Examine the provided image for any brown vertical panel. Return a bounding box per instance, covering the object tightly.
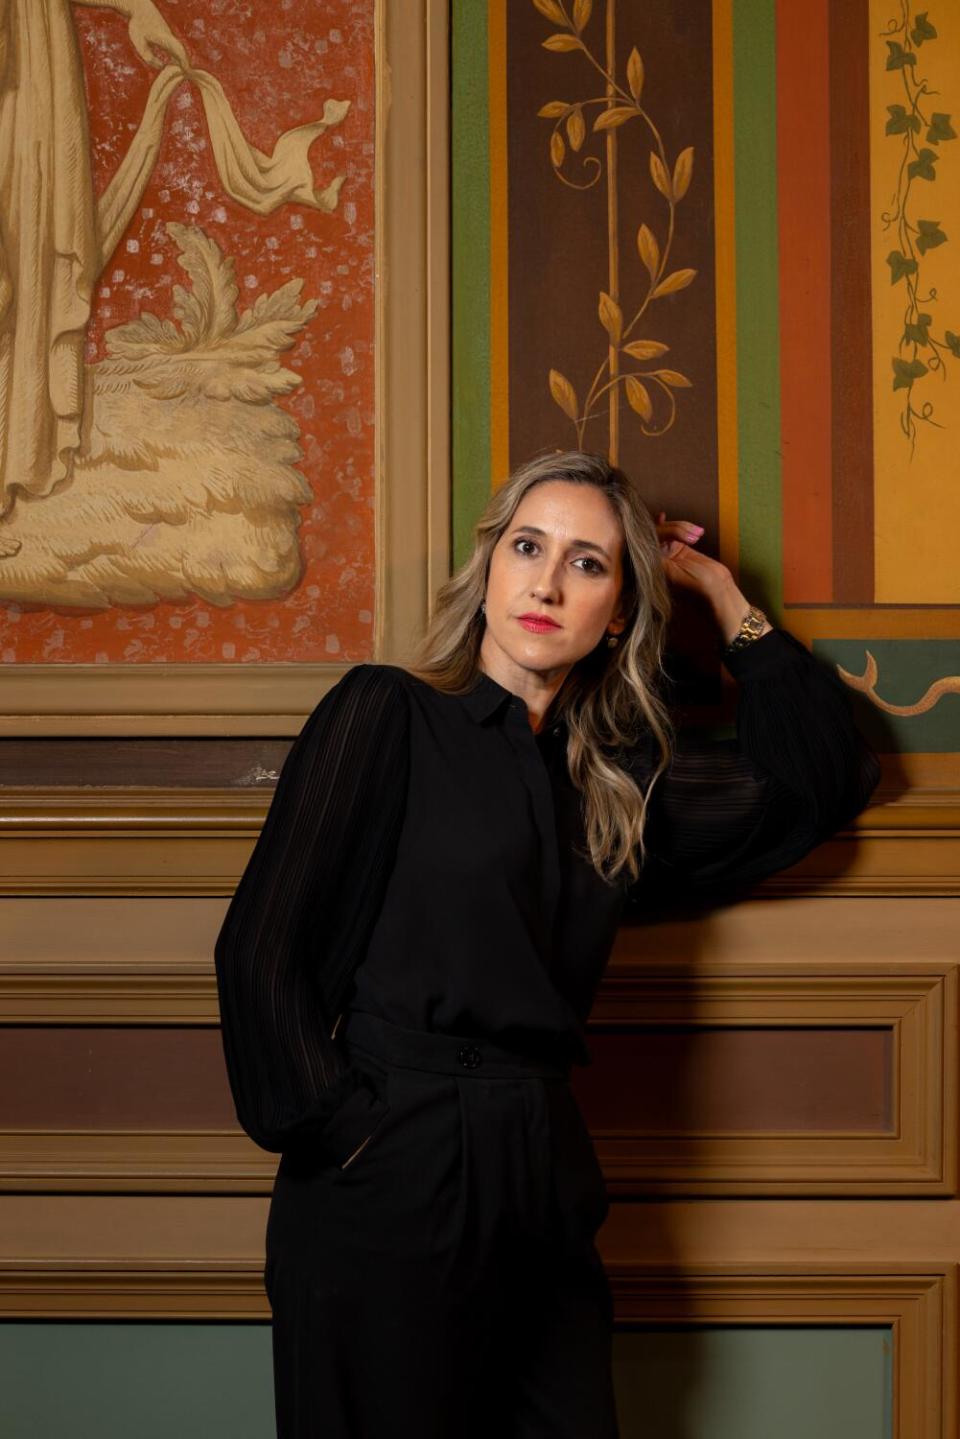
[830,0,875,603]
[505,1,718,532]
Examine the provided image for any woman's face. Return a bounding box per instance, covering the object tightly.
[481,479,627,682]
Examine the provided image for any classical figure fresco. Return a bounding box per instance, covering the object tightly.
[0,0,375,663]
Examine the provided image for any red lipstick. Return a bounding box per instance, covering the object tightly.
[517,614,561,633]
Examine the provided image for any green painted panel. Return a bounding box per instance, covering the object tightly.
[451,0,492,569]
[0,1323,274,1439]
[813,638,960,752]
[2,1321,893,1438]
[613,1327,892,1439]
[733,0,782,616]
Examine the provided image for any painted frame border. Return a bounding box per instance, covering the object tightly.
[0,0,450,737]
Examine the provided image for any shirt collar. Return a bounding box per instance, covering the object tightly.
[460,670,565,739]
[461,670,516,724]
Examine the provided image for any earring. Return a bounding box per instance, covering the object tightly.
[479,600,486,618]
[606,632,619,648]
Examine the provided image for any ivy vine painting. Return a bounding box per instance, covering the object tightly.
[881,2,958,449]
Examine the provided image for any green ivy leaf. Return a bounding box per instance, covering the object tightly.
[911,12,937,45]
[887,249,919,283]
[926,112,957,144]
[904,311,933,344]
[908,147,938,180]
[886,104,922,135]
[886,40,917,69]
[916,219,947,254]
[892,357,928,390]
[945,331,960,357]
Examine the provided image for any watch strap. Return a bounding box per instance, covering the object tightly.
[722,604,768,656]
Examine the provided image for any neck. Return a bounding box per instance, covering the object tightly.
[477,633,569,733]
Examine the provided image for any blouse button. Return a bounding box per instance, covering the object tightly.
[457,1044,482,1069]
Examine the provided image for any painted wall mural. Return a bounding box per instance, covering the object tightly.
[452,0,960,757]
[532,0,698,452]
[0,0,375,664]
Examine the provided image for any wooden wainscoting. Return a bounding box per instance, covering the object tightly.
[0,896,958,1203]
[580,958,956,1196]
[1,786,958,1436]
[0,1250,952,1439]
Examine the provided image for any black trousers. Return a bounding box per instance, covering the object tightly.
[265,1010,619,1438]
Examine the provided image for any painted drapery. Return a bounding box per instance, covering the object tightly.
[0,0,375,663]
[0,0,347,517]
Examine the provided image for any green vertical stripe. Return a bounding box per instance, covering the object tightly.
[451,2,492,569]
[733,0,782,615]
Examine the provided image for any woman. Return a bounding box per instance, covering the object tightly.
[214,450,881,1439]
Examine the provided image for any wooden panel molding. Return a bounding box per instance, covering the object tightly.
[1,781,957,895]
[0,1261,951,1439]
[0,1133,275,1196]
[612,1265,954,1439]
[0,790,258,896]
[0,1260,270,1319]
[582,963,957,1197]
[1,960,954,1196]
[2,895,956,1196]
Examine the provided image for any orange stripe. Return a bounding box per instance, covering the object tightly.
[712,0,738,574]
[488,0,510,491]
[777,0,833,601]
[782,608,960,641]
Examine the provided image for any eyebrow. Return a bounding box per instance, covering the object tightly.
[508,524,613,562]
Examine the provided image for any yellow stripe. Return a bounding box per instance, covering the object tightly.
[488,0,510,491]
[869,0,960,602]
[712,0,739,573]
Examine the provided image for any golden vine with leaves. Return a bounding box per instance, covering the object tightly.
[532,0,696,448]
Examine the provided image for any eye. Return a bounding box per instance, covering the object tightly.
[574,556,605,575]
[513,538,539,557]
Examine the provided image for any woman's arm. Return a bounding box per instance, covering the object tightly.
[626,516,881,904]
[625,626,881,906]
[213,664,409,1159]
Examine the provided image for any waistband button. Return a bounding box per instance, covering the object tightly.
[457,1043,482,1069]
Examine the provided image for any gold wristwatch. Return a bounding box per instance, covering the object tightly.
[722,604,768,655]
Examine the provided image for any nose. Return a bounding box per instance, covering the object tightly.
[531,553,562,603]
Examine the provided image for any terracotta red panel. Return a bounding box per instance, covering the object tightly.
[777,0,834,603]
[829,0,875,604]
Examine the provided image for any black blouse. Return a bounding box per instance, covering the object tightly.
[213,628,881,1165]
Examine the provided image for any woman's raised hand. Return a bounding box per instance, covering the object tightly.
[655,511,733,600]
[655,510,771,646]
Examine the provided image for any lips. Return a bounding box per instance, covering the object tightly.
[517,614,561,633]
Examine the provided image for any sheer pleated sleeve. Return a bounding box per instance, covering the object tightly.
[624,628,882,907]
[214,663,410,1159]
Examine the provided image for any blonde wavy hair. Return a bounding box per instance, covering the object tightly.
[406,449,675,885]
